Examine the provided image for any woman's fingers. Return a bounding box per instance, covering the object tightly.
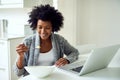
[55,58,69,67]
[16,46,28,52]
[16,44,24,48]
[16,43,28,56]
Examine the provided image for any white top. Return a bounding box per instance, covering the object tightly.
[37,48,55,66]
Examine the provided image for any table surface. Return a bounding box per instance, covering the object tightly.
[18,67,120,80]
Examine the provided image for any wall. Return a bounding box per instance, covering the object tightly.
[77,0,120,46]
[58,0,120,47]
[57,0,77,46]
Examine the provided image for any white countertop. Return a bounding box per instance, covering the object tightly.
[0,34,24,40]
[18,67,120,80]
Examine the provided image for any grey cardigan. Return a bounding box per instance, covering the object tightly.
[13,32,79,77]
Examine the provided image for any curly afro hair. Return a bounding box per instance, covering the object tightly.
[28,4,64,32]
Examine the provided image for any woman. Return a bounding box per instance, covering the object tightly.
[14,4,79,77]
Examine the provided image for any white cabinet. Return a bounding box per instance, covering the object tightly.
[0,37,24,80]
[24,0,53,8]
[0,0,23,8]
[0,0,53,8]
[0,0,22,4]
[0,40,9,80]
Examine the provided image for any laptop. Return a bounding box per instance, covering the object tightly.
[59,44,120,76]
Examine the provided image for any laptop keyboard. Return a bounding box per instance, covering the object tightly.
[71,66,83,72]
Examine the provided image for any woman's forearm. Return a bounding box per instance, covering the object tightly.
[16,56,24,69]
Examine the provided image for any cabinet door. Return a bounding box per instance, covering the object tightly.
[0,0,53,8]
[0,40,8,67]
[0,40,9,80]
[0,70,9,80]
[24,0,53,8]
[0,0,23,8]
[1,0,22,4]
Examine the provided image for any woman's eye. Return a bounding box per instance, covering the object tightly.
[38,26,42,29]
[46,27,50,29]
[37,26,51,30]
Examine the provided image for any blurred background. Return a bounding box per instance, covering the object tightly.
[0,0,120,46]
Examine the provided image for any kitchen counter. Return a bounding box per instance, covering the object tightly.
[0,34,25,40]
[18,67,120,80]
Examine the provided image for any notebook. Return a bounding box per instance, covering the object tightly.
[59,44,120,76]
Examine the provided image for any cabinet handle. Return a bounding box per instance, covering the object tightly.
[0,67,6,70]
[0,65,6,70]
[0,42,5,45]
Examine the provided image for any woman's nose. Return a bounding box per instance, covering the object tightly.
[41,28,46,33]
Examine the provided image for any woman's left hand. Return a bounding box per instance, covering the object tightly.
[55,58,69,67]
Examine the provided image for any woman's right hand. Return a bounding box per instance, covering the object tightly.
[16,43,28,57]
[16,43,28,69]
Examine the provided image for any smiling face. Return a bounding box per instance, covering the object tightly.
[37,20,52,40]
